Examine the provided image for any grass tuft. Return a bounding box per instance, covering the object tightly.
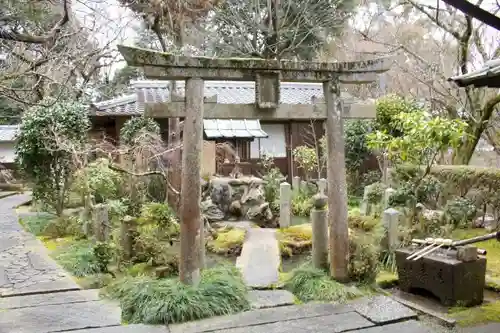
[19,214,54,236]
[102,265,250,324]
[449,301,500,327]
[52,240,104,277]
[284,263,364,303]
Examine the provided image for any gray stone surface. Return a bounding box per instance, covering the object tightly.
[236,228,280,288]
[68,324,170,333]
[350,295,417,324]
[248,290,295,309]
[352,320,432,333]
[0,289,101,309]
[0,193,81,297]
[0,299,121,333]
[169,303,352,333]
[460,323,500,333]
[210,312,374,333]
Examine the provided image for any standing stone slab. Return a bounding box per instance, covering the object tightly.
[248,290,295,309]
[360,186,371,216]
[350,296,417,324]
[382,208,400,250]
[292,176,301,193]
[279,182,291,228]
[236,228,280,288]
[383,188,396,208]
[0,299,121,333]
[169,303,353,333]
[206,312,374,333]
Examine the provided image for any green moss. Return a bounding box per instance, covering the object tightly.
[376,271,398,289]
[449,301,500,327]
[452,229,500,278]
[39,236,76,253]
[207,228,246,256]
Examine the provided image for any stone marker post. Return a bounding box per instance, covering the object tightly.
[318,178,327,195]
[292,176,301,194]
[92,203,109,242]
[120,215,137,261]
[360,185,372,216]
[382,208,400,250]
[383,187,396,209]
[280,182,292,228]
[311,193,329,270]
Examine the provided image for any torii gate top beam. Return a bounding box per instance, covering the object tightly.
[117,45,392,83]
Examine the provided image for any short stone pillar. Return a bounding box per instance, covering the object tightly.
[382,208,400,250]
[292,176,301,193]
[120,215,137,261]
[279,182,292,228]
[318,178,327,195]
[92,204,109,242]
[383,187,396,208]
[311,193,329,270]
[360,186,372,216]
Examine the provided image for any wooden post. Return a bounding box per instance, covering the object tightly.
[179,77,204,285]
[324,78,349,282]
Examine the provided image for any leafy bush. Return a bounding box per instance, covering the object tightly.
[364,182,386,204]
[103,265,250,324]
[120,116,160,145]
[138,202,179,233]
[292,145,318,179]
[52,240,113,277]
[262,167,284,206]
[291,190,313,217]
[374,94,422,137]
[284,264,363,302]
[19,214,55,236]
[20,214,84,239]
[73,158,123,204]
[349,229,381,282]
[16,98,90,215]
[444,198,477,227]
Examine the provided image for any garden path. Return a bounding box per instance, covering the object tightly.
[0,193,165,333]
[236,226,281,289]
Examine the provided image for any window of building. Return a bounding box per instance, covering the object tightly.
[250,123,286,158]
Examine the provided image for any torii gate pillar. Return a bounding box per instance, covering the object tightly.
[118,45,392,284]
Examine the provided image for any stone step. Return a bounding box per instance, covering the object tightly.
[0,289,121,333]
[236,228,280,289]
[248,290,295,309]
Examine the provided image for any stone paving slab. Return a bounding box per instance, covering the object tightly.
[169,303,352,333]
[351,320,432,332]
[237,228,280,288]
[248,290,295,309]
[67,324,170,333]
[350,295,417,324]
[0,299,121,333]
[0,193,81,297]
[209,311,374,333]
[460,323,500,333]
[0,289,101,310]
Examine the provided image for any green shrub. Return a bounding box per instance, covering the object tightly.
[120,116,160,145]
[73,158,123,204]
[444,197,477,227]
[52,240,113,277]
[19,214,55,236]
[291,190,313,217]
[103,265,250,324]
[284,264,363,303]
[365,182,386,204]
[348,229,381,283]
[138,202,179,233]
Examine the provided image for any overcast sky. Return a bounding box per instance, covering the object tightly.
[73,0,500,75]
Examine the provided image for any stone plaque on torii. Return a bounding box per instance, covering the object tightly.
[118,45,392,285]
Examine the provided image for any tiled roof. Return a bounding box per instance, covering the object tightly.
[203,119,268,139]
[91,81,356,116]
[449,58,500,88]
[0,125,19,142]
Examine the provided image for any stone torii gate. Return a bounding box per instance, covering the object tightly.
[118,45,392,284]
